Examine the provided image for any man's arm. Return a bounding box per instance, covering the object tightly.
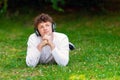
[51,35,69,66]
[26,35,41,67]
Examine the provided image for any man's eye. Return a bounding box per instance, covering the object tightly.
[46,24,49,26]
[40,26,44,29]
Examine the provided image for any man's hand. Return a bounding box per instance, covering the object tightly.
[37,34,55,51]
[37,40,48,51]
[42,35,52,43]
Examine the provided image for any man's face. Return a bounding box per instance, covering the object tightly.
[37,21,52,37]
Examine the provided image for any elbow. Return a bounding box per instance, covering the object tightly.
[26,57,37,67]
[26,61,36,68]
[63,59,69,66]
[61,62,68,66]
[58,58,69,66]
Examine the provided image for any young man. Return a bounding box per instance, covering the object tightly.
[26,13,74,67]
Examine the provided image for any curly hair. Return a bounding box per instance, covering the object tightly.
[34,13,54,28]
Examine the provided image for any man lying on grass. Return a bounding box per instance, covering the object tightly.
[26,13,75,67]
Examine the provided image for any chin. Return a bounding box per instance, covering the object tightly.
[48,32,53,35]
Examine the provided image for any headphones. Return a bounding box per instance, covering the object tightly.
[35,23,56,36]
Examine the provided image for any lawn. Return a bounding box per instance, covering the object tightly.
[0,12,120,80]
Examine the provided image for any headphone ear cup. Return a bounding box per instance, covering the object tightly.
[52,23,56,32]
[35,29,40,36]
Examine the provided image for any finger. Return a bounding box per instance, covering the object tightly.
[44,40,48,44]
[42,35,48,40]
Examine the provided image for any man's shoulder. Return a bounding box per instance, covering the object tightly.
[29,33,36,38]
[54,32,68,38]
[27,33,41,44]
[54,32,67,36]
[28,33,41,41]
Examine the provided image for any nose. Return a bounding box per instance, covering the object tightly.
[43,26,47,31]
[44,26,47,29]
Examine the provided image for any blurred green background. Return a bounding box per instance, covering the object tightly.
[0,0,120,80]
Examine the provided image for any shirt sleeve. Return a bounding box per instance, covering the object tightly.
[51,35,69,66]
[26,35,41,67]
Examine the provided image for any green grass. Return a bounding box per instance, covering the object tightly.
[0,12,120,80]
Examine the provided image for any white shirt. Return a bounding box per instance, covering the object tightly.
[26,32,69,67]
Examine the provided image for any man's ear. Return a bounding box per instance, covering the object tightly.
[52,23,56,32]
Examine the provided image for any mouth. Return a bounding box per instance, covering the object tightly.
[44,31,48,34]
[44,31,50,35]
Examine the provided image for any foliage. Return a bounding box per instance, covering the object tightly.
[0,12,120,80]
[0,0,65,16]
[50,0,64,12]
[0,0,8,16]
[44,0,65,12]
[1,0,120,16]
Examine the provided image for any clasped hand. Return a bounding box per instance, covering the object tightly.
[37,35,54,51]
